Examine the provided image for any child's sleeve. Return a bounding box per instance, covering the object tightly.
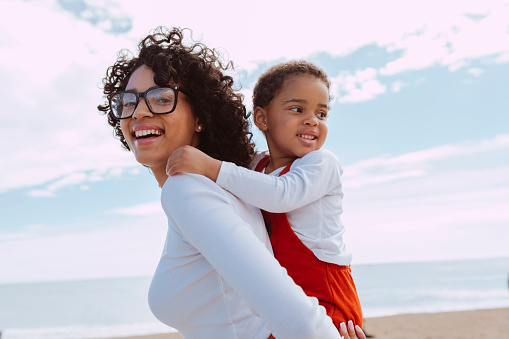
[216,150,342,213]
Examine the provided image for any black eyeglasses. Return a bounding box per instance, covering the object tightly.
[109,85,185,119]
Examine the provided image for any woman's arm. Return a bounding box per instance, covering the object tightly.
[162,174,342,339]
[167,146,342,213]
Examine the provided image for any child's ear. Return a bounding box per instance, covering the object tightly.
[253,106,268,132]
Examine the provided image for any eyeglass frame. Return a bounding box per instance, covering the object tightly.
[109,85,186,120]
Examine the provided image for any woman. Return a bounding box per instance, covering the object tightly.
[98,27,366,339]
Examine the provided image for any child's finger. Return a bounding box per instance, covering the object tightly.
[166,157,177,175]
[167,162,183,176]
[166,155,182,175]
[166,148,186,174]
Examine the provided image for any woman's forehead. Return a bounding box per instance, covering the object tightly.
[126,65,156,91]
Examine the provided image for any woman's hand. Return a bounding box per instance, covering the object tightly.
[166,145,222,182]
[339,320,367,339]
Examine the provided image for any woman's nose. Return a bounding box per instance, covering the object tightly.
[132,98,153,119]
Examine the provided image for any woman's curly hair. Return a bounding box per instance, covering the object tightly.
[98,27,255,168]
[252,60,332,109]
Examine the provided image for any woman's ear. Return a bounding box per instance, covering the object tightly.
[195,118,204,132]
[253,106,268,132]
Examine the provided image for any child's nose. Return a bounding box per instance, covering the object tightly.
[303,114,319,126]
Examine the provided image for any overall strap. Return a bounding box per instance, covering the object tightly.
[254,155,271,172]
[254,155,294,175]
[279,162,293,176]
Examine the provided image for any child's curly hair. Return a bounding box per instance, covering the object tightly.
[252,60,331,109]
[98,27,255,168]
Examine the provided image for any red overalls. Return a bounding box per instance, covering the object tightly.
[256,155,363,335]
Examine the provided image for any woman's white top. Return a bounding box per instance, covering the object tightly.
[217,149,352,266]
[148,173,340,339]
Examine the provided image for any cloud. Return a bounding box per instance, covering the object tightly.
[495,52,509,63]
[113,0,509,75]
[467,68,484,77]
[379,1,509,75]
[28,190,58,198]
[332,68,387,103]
[343,134,509,188]
[107,201,162,216]
[391,81,408,92]
[26,168,134,197]
[2,0,508,195]
[57,0,132,33]
[341,135,509,264]
[0,1,139,193]
[0,216,168,283]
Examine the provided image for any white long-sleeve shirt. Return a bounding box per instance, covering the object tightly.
[216,149,352,266]
[148,173,340,339]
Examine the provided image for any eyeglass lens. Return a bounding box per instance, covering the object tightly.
[111,87,177,118]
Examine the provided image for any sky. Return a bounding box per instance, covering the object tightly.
[0,0,508,284]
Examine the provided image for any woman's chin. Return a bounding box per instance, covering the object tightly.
[132,153,162,169]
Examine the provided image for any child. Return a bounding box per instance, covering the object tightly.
[166,60,363,333]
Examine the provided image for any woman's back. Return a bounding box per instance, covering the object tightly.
[149,173,272,338]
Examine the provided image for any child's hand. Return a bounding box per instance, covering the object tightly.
[339,320,367,339]
[166,145,222,182]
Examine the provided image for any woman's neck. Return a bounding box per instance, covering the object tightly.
[151,166,169,189]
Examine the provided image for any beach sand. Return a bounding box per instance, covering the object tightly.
[362,307,509,339]
[107,307,509,339]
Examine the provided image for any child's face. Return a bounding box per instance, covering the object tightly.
[262,75,329,160]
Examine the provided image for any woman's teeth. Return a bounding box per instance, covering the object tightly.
[135,129,162,138]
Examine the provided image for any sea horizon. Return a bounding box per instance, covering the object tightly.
[1,256,508,339]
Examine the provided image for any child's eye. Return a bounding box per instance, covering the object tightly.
[289,107,303,113]
[317,111,328,118]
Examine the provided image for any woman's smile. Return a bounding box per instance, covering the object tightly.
[132,123,165,146]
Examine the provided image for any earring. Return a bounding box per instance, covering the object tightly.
[198,126,202,130]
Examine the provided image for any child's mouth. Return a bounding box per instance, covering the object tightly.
[297,134,317,140]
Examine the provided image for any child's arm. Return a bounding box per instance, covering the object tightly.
[167,147,342,213]
[166,145,222,182]
[219,150,342,213]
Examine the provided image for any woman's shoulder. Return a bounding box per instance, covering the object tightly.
[162,172,229,195]
[161,174,232,211]
[160,173,268,245]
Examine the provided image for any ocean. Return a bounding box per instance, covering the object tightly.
[1,257,508,339]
